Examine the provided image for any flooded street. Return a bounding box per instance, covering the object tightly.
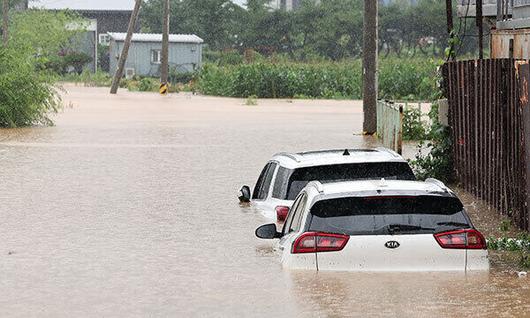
[0,85,528,317]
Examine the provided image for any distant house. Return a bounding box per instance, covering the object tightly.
[28,0,139,72]
[108,33,204,78]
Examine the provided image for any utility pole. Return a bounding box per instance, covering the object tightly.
[362,0,378,135]
[2,0,8,46]
[160,0,170,94]
[476,0,484,59]
[110,0,141,94]
[445,0,455,60]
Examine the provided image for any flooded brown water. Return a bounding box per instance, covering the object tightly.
[0,85,528,317]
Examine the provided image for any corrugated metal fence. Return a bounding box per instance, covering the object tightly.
[442,59,530,230]
[377,101,403,155]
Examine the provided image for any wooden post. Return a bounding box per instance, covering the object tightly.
[363,0,378,134]
[446,0,455,60]
[2,0,8,46]
[110,0,141,94]
[477,0,484,59]
[160,0,170,88]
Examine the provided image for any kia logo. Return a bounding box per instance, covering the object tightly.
[385,241,400,249]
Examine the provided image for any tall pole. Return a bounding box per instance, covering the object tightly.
[110,0,141,94]
[362,0,378,134]
[160,0,170,91]
[446,0,455,60]
[476,0,484,59]
[2,0,8,46]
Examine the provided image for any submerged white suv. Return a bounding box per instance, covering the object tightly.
[239,148,415,220]
[255,179,489,272]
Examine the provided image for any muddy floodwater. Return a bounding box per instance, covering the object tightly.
[0,85,528,317]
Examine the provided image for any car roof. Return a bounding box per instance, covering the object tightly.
[305,179,454,200]
[270,148,406,169]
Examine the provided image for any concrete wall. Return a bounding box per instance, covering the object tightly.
[109,40,203,77]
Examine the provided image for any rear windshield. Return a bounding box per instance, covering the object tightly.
[309,196,470,235]
[272,162,415,200]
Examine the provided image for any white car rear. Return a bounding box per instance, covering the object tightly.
[255,179,489,272]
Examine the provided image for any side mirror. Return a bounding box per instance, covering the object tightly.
[238,185,251,203]
[255,223,281,239]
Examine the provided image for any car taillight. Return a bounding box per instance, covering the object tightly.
[434,229,486,249]
[276,206,289,221]
[292,232,349,254]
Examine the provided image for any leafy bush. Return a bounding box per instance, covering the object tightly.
[169,68,195,84]
[138,78,155,92]
[197,58,438,100]
[0,48,61,127]
[48,51,93,74]
[0,9,88,127]
[409,101,455,183]
[203,50,244,66]
[402,106,427,141]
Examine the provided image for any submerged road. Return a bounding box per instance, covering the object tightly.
[0,85,528,317]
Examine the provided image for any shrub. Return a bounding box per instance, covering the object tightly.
[196,58,438,100]
[0,48,61,127]
[48,51,93,74]
[409,101,455,183]
[402,106,427,141]
[138,78,155,92]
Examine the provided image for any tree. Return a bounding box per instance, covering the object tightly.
[0,9,87,127]
[142,0,245,50]
[2,0,7,45]
[9,9,88,65]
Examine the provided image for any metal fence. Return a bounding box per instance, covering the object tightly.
[442,59,530,230]
[376,101,403,155]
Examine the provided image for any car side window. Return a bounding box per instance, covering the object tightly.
[282,194,303,236]
[252,164,269,199]
[252,162,277,200]
[290,194,308,233]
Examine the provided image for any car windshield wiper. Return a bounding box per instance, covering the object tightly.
[436,222,469,227]
[383,224,435,235]
[435,222,470,232]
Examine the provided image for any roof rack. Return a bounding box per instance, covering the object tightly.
[307,180,324,193]
[273,152,302,162]
[297,149,376,156]
[375,147,401,158]
[425,178,449,192]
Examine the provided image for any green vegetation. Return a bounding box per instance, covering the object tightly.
[9,10,90,74]
[245,95,258,106]
[0,9,85,127]
[197,58,438,100]
[142,0,480,60]
[0,48,61,127]
[402,106,427,141]
[61,70,113,87]
[488,233,530,269]
[409,100,455,184]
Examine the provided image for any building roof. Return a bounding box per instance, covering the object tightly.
[108,33,204,44]
[28,0,135,11]
[271,148,406,169]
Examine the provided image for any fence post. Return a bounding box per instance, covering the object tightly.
[519,63,530,230]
